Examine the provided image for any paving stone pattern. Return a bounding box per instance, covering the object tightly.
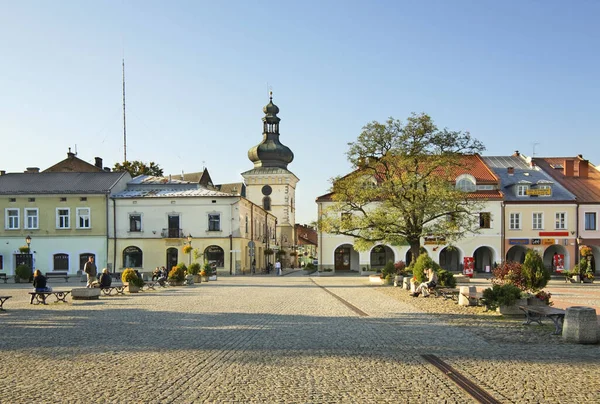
[1,276,599,403]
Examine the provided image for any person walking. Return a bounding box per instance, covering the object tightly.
[275,260,282,276]
[83,256,97,288]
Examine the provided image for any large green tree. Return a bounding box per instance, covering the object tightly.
[319,113,485,261]
[113,161,164,177]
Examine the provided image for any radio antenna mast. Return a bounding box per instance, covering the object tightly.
[122,58,127,163]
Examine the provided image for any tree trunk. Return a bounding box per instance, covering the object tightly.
[408,239,421,266]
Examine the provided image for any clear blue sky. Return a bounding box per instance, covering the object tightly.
[1,1,599,224]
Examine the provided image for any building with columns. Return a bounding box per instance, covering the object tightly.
[242,93,299,267]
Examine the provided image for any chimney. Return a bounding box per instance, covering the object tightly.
[67,147,75,159]
[0,170,5,176]
[103,167,111,172]
[564,160,574,177]
[530,160,536,168]
[579,160,589,178]
[513,150,520,157]
[25,167,40,174]
[94,157,103,168]
[507,167,514,175]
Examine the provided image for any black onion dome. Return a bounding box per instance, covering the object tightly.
[248,94,294,169]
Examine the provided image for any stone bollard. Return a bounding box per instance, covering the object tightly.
[71,288,100,300]
[458,286,476,306]
[402,277,411,291]
[562,306,598,344]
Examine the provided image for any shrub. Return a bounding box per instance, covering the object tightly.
[182,244,193,254]
[16,264,32,281]
[437,269,456,288]
[121,268,144,287]
[412,253,441,283]
[521,249,550,292]
[482,284,522,310]
[491,261,526,290]
[394,261,407,275]
[188,262,201,275]
[168,266,185,282]
[176,262,188,273]
[304,263,316,273]
[381,261,396,278]
[202,262,213,276]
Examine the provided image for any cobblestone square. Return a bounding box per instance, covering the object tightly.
[1,275,599,403]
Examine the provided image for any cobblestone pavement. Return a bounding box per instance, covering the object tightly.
[1,275,599,403]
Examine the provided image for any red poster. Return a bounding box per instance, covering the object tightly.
[463,257,474,278]
[553,254,565,272]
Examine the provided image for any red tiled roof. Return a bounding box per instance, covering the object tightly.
[533,157,600,202]
[466,190,504,199]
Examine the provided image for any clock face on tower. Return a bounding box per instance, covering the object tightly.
[261,185,272,196]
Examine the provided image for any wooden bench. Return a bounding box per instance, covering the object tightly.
[519,305,566,335]
[143,281,159,291]
[29,290,71,305]
[0,273,10,284]
[435,288,459,301]
[0,296,12,311]
[460,291,486,307]
[101,286,125,296]
[45,272,69,282]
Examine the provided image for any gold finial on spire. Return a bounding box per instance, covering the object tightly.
[269,90,273,101]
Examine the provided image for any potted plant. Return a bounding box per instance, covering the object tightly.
[393,261,407,286]
[188,262,201,283]
[168,265,186,286]
[583,272,595,283]
[121,268,143,293]
[264,248,274,256]
[18,246,31,254]
[531,290,553,306]
[182,244,193,255]
[482,283,523,314]
[201,263,212,282]
[15,264,32,283]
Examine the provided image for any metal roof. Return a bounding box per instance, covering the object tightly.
[112,188,234,198]
[0,172,128,194]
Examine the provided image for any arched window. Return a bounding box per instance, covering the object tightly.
[456,175,476,192]
[205,245,224,268]
[263,196,271,211]
[53,253,69,271]
[123,246,143,268]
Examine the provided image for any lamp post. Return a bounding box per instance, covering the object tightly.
[187,234,193,266]
[25,235,32,270]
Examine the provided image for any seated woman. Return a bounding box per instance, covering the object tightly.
[411,268,438,297]
[95,268,112,288]
[152,267,161,281]
[156,266,167,286]
[32,269,52,292]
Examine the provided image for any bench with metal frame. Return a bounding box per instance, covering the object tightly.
[29,290,71,305]
[45,272,69,282]
[0,296,12,310]
[519,305,566,335]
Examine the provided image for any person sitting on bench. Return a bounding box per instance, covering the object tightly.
[93,268,112,289]
[411,268,438,297]
[33,269,52,293]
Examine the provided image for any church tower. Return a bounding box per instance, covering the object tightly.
[242,93,299,253]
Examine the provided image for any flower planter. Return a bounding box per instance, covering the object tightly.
[168,280,184,286]
[497,298,528,316]
[571,275,581,283]
[393,275,403,287]
[368,274,384,284]
[201,276,209,282]
[527,297,547,306]
[193,275,202,283]
[582,278,594,283]
[209,275,217,281]
[185,275,194,285]
[125,283,140,293]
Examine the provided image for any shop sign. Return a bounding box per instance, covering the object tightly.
[531,239,541,245]
[542,238,555,245]
[509,239,529,245]
[526,188,551,196]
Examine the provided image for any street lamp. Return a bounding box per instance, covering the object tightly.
[25,235,32,270]
[187,234,193,266]
[25,235,31,250]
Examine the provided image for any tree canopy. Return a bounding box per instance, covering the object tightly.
[318,113,485,261]
[113,161,164,177]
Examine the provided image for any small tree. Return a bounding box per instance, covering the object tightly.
[411,253,441,283]
[521,249,550,292]
[381,261,396,279]
[491,261,526,290]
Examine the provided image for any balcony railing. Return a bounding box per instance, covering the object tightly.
[161,228,184,238]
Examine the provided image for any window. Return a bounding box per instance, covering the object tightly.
[585,212,597,231]
[53,253,69,271]
[456,177,476,192]
[204,245,224,268]
[5,209,19,229]
[129,214,141,232]
[517,185,529,196]
[245,215,249,234]
[555,212,566,229]
[509,213,521,230]
[28,198,35,202]
[0,255,3,270]
[77,208,91,229]
[80,197,87,201]
[56,208,70,229]
[123,246,143,268]
[60,197,67,202]
[532,213,543,230]
[208,213,221,231]
[25,208,39,229]
[8,198,15,202]
[479,212,491,229]
[263,196,271,211]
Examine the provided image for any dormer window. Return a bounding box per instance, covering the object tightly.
[517,185,529,197]
[456,174,476,192]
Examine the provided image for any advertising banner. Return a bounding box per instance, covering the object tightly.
[463,257,474,278]
[553,253,565,272]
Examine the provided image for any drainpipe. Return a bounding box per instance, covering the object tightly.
[500,202,505,264]
[105,193,109,270]
[317,202,322,271]
[112,198,117,274]
[229,233,233,275]
[575,204,580,268]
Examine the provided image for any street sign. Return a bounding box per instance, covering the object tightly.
[248,241,255,248]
